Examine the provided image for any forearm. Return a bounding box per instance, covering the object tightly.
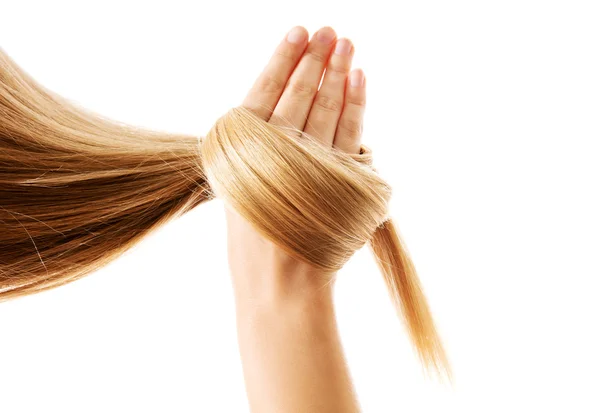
[233,269,360,413]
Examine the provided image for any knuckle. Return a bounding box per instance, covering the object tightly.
[289,80,316,98]
[258,74,286,95]
[339,117,363,136]
[346,95,366,107]
[326,63,350,77]
[305,49,328,64]
[314,94,342,113]
[274,47,296,63]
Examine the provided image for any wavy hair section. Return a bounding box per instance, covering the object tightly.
[0,49,450,379]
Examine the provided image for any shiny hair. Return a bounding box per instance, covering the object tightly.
[0,48,451,379]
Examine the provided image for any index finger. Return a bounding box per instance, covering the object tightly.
[242,26,308,121]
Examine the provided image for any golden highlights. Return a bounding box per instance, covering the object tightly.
[0,48,450,380]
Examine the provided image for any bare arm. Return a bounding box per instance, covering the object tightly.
[230,235,360,412]
[226,25,366,412]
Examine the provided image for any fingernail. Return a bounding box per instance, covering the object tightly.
[316,27,336,44]
[350,69,365,87]
[287,27,306,44]
[334,39,352,55]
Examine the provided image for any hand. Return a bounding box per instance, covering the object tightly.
[227,26,367,304]
[226,26,365,413]
[243,25,365,153]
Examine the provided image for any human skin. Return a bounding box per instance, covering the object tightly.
[226,26,366,412]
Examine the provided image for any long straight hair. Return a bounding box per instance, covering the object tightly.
[0,48,451,379]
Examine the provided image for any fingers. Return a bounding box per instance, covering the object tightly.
[242,26,308,121]
[242,26,365,155]
[270,27,337,130]
[304,38,354,146]
[333,69,366,154]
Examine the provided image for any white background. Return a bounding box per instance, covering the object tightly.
[1,1,599,412]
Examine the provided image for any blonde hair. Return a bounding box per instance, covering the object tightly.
[0,49,451,379]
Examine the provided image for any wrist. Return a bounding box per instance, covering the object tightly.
[229,241,337,309]
[231,262,336,319]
